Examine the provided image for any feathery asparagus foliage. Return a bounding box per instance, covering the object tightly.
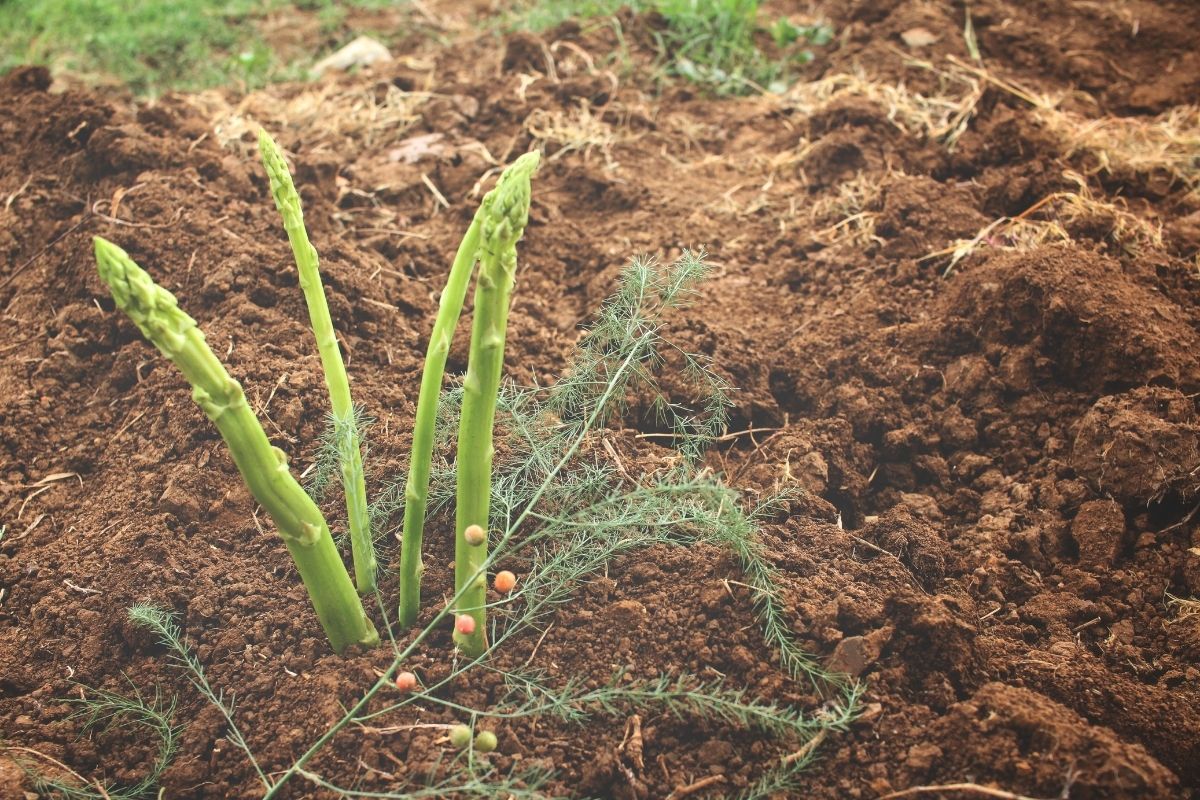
[705,488,837,688]
[127,603,270,789]
[109,252,854,799]
[304,405,373,505]
[259,129,377,595]
[326,668,857,799]
[453,151,540,657]
[405,252,729,537]
[503,670,858,738]
[24,682,180,799]
[551,251,729,463]
[344,252,857,793]
[93,237,378,654]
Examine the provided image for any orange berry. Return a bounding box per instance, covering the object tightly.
[493,570,517,593]
[395,671,418,692]
[455,614,477,635]
[463,524,486,546]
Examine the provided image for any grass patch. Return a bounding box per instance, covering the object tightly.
[0,0,398,95]
[1,0,282,94]
[507,0,833,95]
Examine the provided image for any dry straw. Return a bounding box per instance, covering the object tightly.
[524,99,632,164]
[924,171,1163,276]
[188,80,432,158]
[783,62,984,147]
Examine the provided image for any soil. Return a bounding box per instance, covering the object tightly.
[3,1,1200,798]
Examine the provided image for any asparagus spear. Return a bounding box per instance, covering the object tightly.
[94,237,378,654]
[397,215,482,627]
[397,153,540,631]
[257,130,377,594]
[453,152,539,657]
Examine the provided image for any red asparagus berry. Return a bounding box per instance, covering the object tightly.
[395,671,418,692]
[455,614,476,635]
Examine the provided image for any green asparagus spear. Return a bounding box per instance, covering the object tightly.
[453,152,539,657]
[94,237,379,654]
[397,153,541,630]
[397,214,483,628]
[257,130,377,594]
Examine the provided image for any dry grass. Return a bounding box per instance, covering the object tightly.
[1043,105,1200,191]
[808,171,888,248]
[186,79,433,160]
[183,78,440,237]
[818,51,1200,193]
[925,171,1163,275]
[1166,593,1200,624]
[524,99,631,164]
[943,55,1200,192]
[782,62,983,147]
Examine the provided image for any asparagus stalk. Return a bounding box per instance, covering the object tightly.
[397,215,482,627]
[397,153,541,629]
[257,130,377,595]
[94,237,379,654]
[453,152,539,657]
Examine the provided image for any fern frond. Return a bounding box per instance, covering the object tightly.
[23,680,180,800]
[305,404,373,503]
[127,603,270,789]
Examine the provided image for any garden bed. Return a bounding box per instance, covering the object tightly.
[2,0,1199,797]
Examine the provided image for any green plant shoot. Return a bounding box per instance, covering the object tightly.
[453,151,540,657]
[93,237,379,654]
[396,215,482,628]
[258,130,377,595]
[397,153,540,629]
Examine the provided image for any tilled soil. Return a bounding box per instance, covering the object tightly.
[2,0,1200,797]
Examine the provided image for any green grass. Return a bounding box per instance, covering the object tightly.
[508,0,833,94]
[0,0,398,96]
[1,0,830,97]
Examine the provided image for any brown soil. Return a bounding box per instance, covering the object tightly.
[3,0,1200,798]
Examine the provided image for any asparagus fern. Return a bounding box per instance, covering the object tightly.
[22,682,179,800]
[93,237,378,654]
[258,130,378,595]
[105,252,857,799]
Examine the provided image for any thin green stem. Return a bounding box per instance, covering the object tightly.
[258,130,377,594]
